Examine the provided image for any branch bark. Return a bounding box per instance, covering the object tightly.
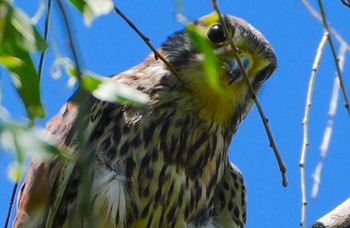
[311,198,350,228]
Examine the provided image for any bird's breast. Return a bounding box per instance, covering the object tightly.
[90,102,230,227]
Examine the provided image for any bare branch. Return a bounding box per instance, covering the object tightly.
[113,4,187,88]
[5,183,18,228]
[301,0,350,51]
[56,1,94,227]
[311,44,347,199]
[312,198,350,227]
[38,0,52,79]
[211,0,287,187]
[300,1,350,226]
[301,0,350,114]
[300,31,329,228]
[317,0,350,115]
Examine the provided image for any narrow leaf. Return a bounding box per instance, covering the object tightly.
[69,0,85,12]
[90,77,149,105]
[0,116,64,181]
[0,55,23,68]
[7,161,22,182]
[0,117,62,158]
[0,44,45,120]
[61,59,149,105]
[69,0,113,25]
[187,23,222,94]
[0,1,46,120]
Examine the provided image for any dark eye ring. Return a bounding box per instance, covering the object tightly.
[207,24,226,44]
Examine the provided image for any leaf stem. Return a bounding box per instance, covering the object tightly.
[37,0,52,79]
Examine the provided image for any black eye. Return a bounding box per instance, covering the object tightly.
[207,25,226,44]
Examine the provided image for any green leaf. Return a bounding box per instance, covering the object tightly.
[0,117,62,158]
[187,23,223,94]
[69,0,113,25]
[7,161,22,183]
[57,58,149,105]
[81,74,101,91]
[0,1,48,52]
[81,73,149,105]
[89,77,149,105]
[0,116,63,182]
[61,59,150,105]
[0,55,23,68]
[0,44,45,120]
[69,0,85,12]
[0,1,46,121]
[11,8,48,51]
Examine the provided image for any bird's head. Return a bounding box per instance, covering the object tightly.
[159,13,277,126]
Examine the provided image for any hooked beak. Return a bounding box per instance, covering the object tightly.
[224,56,250,85]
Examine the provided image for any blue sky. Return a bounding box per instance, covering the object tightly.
[1,0,350,227]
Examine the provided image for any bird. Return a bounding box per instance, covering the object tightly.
[13,12,277,228]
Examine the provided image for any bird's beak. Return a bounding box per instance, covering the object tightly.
[224,56,250,85]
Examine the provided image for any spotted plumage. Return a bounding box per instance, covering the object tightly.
[14,13,276,227]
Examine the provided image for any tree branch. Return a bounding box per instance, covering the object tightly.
[56,1,94,227]
[5,183,18,228]
[312,198,350,227]
[212,0,288,187]
[300,1,350,226]
[299,31,329,228]
[311,44,347,199]
[38,0,52,79]
[113,4,187,88]
[317,0,350,115]
[301,0,350,51]
[301,0,350,114]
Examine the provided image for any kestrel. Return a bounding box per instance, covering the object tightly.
[13,13,277,227]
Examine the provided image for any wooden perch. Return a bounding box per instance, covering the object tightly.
[311,197,350,228]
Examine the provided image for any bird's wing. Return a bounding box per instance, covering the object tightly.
[13,100,80,227]
[213,161,247,228]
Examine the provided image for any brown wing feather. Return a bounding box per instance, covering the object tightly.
[13,101,79,227]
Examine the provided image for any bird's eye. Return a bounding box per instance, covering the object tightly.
[207,25,226,44]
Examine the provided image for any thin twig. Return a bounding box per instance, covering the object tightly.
[6,1,52,224]
[38,0,53,79]
[317,0,350,115]
[301,0,350,114]
[311,44,347,199]
[301,0,350,51]
[5,0,53,213]
[4,183,18,228]
[56,1,94,227]
[299,31,329,228]
[212,0,287,187]
[300,0,350,226]
[113,4,187,88]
